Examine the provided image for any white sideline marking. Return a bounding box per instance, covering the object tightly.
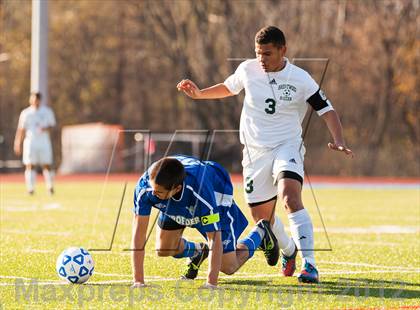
[1,229,70,236]
[311,225,419,234]
[1,269,420,287]
[2,202,62,212]
[0,275,35,280]
[318,261,419,270]
[341,240,399,246]
[24,248,55,253]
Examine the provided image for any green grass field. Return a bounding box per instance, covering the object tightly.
[1,179,419,309]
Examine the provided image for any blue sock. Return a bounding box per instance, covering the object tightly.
[238,227,263,258]
[173,239,197,258]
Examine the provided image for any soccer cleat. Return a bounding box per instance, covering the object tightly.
[257,220,279,266]
[48,188,54,195]
[281,244,298,277]
[297,262,319,283]
[28,190,34,196]
[181,243,209,280]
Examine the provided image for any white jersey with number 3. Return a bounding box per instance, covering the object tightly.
[224,58,334,148]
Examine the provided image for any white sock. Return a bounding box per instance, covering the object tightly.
[272,216,296,256]
[42,169,54,190]
[288,208,316,268]
[25,169,36,192]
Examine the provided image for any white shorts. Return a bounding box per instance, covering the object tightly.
[241,140,305,204]
[23,138,53,166]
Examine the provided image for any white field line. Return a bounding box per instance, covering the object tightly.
[2,202,62,212]
[1,269,420,287]
[0,229,70,236]
[311,226,419,234]
[24,248,55,253]
[317,261,420,270]
[341,240,399,246]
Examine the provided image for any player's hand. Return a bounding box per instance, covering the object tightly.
[176,79,202,99]
[131,282,147,288]
[198,282,218,290]
[328,142,354,158]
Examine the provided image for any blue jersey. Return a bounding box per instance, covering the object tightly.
[133,155,248,238]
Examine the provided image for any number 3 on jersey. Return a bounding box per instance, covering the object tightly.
[245,178,254,194]
[264,98,276,114]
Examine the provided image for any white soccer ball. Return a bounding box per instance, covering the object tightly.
[56,247,94,284]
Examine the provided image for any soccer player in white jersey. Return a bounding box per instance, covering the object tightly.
[177,26,353,283]
[14,92,56,195]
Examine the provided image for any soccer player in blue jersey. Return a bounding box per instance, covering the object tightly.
[131,155,277,289]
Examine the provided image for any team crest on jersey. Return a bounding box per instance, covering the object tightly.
[278,84,297,101]
[222,239,231,248]
[186,205,196,216]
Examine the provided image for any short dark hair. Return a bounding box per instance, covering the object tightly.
[30,92,42,100]
[150,157,185,190]
[255,26,286,47]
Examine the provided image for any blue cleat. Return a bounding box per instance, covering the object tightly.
[297,262,319,283]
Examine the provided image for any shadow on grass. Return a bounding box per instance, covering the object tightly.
[82,277,420,299]
[219,277,420,299]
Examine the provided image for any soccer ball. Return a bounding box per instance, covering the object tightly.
[56,247,94,284]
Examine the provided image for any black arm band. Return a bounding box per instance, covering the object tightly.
[307,88,329,111]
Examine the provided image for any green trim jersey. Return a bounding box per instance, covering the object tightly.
[224,58,334,148]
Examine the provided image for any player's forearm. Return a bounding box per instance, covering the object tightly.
[14,128,23,145]
[321,110,346,144]
[197,84,233,99]
[132,248,145,283]
[42,126,53,133]
[206,232,222,286]
[131,215,149,283]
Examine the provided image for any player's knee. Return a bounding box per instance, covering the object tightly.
[221,265,237,275]
[156,248,174,257]
[156,244,178,257]
[282,194,301,211]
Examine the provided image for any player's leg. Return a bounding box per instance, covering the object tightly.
[242,146,293,266]
[42,165,54,194]
[249,198,296,256]
[278,178,318,283]
[220,204,261,274]
[24,164,36,195]
[220,245,248,275]
[250,198,297,273]
[273,142,318,283]
[155,212,196,257]
[221,217,282,274]
[40,140,54,194]
[22,140,36,194]
[221,221,265,274]
[155,213,207,279]
[155,226,185,257]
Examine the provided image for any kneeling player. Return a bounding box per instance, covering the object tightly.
[131,155,277,288]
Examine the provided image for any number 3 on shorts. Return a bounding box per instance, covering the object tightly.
[265,98,276,114]
[245,178,254,193]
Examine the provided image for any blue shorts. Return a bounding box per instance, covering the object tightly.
[158,202,248,254]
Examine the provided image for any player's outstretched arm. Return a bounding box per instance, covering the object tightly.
[205,231,223,287]
[321,110,354,157]
[131,215,150,286]
[177,79,234,100]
